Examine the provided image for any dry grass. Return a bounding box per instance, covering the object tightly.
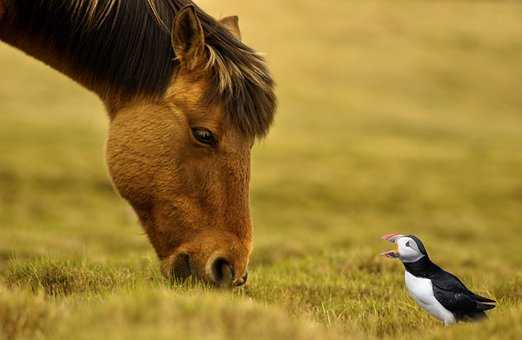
[1,0,521,339]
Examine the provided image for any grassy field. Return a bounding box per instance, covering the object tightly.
[1,0,522,339]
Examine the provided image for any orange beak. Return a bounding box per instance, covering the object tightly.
[381,233,404,259]
[382,233,403,243]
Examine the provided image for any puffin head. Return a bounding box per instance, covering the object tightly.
[381,233,428,263]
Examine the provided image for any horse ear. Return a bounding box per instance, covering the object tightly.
[219,16,242,41]
[172,5,205,69]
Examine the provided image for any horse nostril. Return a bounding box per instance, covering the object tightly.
[171,252,192,282]
[210,257,234,286]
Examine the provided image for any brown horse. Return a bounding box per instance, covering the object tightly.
[0,0,276,287]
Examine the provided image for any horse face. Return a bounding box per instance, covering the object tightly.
[106,8,252,287]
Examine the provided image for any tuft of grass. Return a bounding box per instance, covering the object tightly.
[0,284,341,340]
[50,289,341,340]
[4,258,154,296]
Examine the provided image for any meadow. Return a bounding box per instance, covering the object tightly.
[1,0,522,339]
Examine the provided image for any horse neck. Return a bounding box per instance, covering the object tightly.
[2,38,66,81]
[1,24,101,96]
[0,2,5,20]
[0,3,139,113]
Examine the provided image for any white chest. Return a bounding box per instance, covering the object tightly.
[404,271,456,325]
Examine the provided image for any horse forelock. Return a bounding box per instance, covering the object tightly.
[202,35,276,138]
[148,0,277,138]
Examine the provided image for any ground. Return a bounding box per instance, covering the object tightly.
[1,0,522,339]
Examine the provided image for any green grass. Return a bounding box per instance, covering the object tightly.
[1,0,522,339]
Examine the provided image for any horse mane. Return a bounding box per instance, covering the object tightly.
[5,0,276,137]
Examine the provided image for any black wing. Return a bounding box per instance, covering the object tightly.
[431,270,496,319]
[472,293,496,305]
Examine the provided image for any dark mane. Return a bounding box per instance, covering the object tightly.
[4,0,276,137]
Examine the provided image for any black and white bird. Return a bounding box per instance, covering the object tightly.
[381,233,496,325]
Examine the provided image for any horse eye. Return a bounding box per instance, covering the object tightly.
[191,128,218,146]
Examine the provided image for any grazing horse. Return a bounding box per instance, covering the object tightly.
[0,0,276,286]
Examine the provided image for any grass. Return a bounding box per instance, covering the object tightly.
[1,0,522,339]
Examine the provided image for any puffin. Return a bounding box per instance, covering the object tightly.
[381,233,496,325]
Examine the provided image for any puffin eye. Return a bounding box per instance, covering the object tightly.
[406,241,412,248]
[191,128,218,146]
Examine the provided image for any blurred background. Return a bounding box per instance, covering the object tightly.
[1,1,521,339]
